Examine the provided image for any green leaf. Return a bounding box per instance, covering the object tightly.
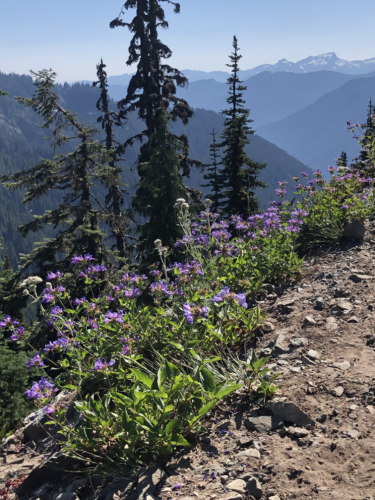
[165,361,179,380]
[199,367,216,392]
[132,369,153,389]
[215,383,242,399]
[169,342,184,351]
[171,433,190,446]
[62,384,78,390]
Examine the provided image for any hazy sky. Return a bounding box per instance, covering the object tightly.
[2,0,375,82]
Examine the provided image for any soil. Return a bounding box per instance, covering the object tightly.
[2,220,375,500]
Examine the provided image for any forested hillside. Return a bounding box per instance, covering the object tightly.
[0,72,309,265]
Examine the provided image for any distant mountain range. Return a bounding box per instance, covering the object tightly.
[257,76,375,174]
[80,52,375,87]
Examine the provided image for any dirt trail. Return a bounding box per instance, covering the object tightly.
[2,221,375,500]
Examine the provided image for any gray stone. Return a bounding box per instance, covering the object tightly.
[32,483,52,497]
[221,475,229,484]
[234,449,260,459]
[244,415,284,433]
[306,349,320,360]
[266,401,314,427]
[53,494,79,500]
[332,360,350,371]
[349,273,373,283]
[224,493,243,500]
[331,386,344,397]
[316,413,328,424]
[246,477,263,499]
[326,317,339,331]
[227,479,247,493]
[314,297,325,310]
[288,427,310,438]
[345,429,361,439]
[238,436,253,446]
[336,301,353,311]
[66,478,87,492]
[217,420,232,430]
[262,321,275,332]
[269,496,281,500]
[343,220,366,240]
[347,316,359,323]
[136,465,165,497]
[23,409,50,443]
[273,332,290,356]
[276,298,295,308]
[304,315,316,325]
[289,337,309,347]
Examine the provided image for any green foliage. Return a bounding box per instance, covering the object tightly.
[201,129,222,213]
[0,333,41,430]
[238,351,281,402]
[58,360,241,466]
[218,36,267,217]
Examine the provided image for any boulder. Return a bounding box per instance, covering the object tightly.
[244,415,284,433]
[136,465,165,497]
[272,332,290,356]
[246,477,263,499]
[343,220,366,240]
[266,401,314,427]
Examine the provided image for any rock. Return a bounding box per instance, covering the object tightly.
[306,349,320,360]
[336,301,353,311]
[16,452,77,495]
[345,429,361,439]
[246,477,263,499]
[66,478,87,493]
[234,449,260,459]
[269,496,281,500]
[349,273,373,283]
[289,337,309,347]
[32,483,52,497]
[288,427,310,438]
[347,316,359,323]
[343,220,366,240]
[266,401,314,427]
[289,366,301,373]
[334,288,350,298]
[314,297,325,310]
[238,436,253,446]
[224,493,243,500]
[137,465,165,497]
[227,479,247,493]
[53,494,79,500]
[326,317,339,331]
[22,409,50,443]
[331,386,344,397]
[273,332,290,356]
[262,321,274,332]
[304,316,316,325]
[221,475,229,484]
[332,360,350,371]
[316,413,328,423]
[217,420,232,430]
[301,355,316,366]
[244,415,284,433]
[276,298,295,308]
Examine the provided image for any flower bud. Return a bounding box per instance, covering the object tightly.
[154,239,162,249]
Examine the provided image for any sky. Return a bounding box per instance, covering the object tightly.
[1,0,375,82]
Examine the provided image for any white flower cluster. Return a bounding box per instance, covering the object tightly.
[20,276,43,288]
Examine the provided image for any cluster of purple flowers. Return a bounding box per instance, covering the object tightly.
[24,377,54,400]
[46,271,62,280]
[123,287,141,299]
[121,273,147,285]
[183,303,208,324]
[212,287,248,309]
[0,315,19,328]
[43,337,69,353]
[10,326,26,341]
[26,353,45,369]
[71,254,95,264]
[79,264,107,279]
[103,311,124,324]
[92,358,115,371]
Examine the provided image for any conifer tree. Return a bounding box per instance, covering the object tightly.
[93,59,131,259]
[202,129,222,213]
[337,151,348,168]
[1,70,108,277]
[135,106,186,253]
[218,36,266,218]
[110,1,201,255]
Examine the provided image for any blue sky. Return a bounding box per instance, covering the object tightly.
[2,0,375,82]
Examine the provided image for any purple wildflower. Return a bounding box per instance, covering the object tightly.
[92,358,115,371]
[183,303,208,324]
[25,377,54,399]
[212,287,248,308]
[26,353,45,369]
[10,326,25,341]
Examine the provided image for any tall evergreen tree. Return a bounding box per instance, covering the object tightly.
[135,106,186,253]
[202,129,222,213]
[93,59,131,259]
[337,151,348,168]
[1,70,108,277]
[218,36,266,218]
[110,1,201,255]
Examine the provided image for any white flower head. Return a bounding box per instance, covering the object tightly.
[20,276,43,288]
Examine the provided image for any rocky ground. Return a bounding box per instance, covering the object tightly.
[2,220,375,500]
